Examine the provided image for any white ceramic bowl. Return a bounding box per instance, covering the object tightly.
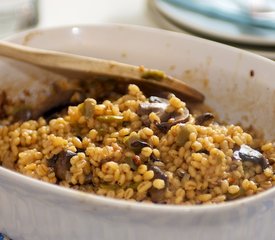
[0,24,275,240]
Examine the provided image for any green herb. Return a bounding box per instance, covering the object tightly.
[127,182,139,190]
[98,128,107,135]
[100,184,119,190]
[142,70,165,81]
[83,99,95,119]
[96,115,124,123]
[78,103,84,114]
[176,124,192,146]
[226,188,245,200]
[124,157,138,170]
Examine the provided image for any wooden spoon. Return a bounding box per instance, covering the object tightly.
[0,40,204,102]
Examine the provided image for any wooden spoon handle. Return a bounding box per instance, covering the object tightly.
[0,40,204,102]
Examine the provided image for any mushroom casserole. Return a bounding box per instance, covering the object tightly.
[0,81,274,205]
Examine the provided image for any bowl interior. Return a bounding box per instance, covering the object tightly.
[2,24,275,140]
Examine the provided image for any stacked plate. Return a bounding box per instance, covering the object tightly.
[148,0,275,60]
[0,233,11,240]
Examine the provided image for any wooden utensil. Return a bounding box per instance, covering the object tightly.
[0,40,204,102]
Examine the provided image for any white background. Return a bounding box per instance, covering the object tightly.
[38,0,158,28]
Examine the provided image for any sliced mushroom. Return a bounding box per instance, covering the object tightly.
[131,140,151,154]
[124,135,139,148]
[138,101,167,119]
[124,135,151,154]
[137,96,189,132]
[148,165,168,203]
[137,96,168,126]
[233,144,269,170]
[155,108,189,133]
[150,153,161,163]
[148,96,168,103]
[195,113,214,126]
[48,150,77,181]
[131,140,150,149]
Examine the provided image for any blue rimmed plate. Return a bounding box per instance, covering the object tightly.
[153,0,275,46]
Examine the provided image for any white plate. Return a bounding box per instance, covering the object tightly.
[149,0,275,59]
[153,0,275,46]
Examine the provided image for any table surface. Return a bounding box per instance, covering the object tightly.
[38,0,158,29]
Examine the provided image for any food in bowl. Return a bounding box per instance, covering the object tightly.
[0,78,274,205]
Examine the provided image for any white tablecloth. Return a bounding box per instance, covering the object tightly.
[38,0,158,28]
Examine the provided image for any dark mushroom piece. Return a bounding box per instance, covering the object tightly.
[233,144,270,170]
[148,96,168,103]
[130,140,151,154]
[48,150,76,181]
[195,112,214,126]
[137,96,168,126]
[147,165,168,203]
[131,140,151,149]
[147,153,162,166]
[150,153,161,163]
[124,135,151,154]
[155,107,189,133]
[137,96,189,132]
[138,96,169,114]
